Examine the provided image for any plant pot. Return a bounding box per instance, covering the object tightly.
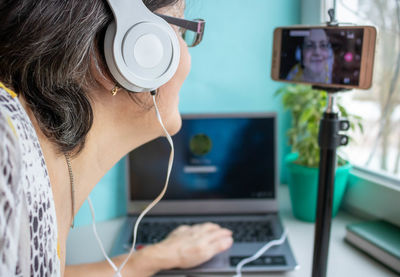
[285,152,351,222]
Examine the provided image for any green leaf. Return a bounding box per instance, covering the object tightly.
[275,84,363,167]
[299,107,313,123]
[338,105,348,117]
[358,122,364,133]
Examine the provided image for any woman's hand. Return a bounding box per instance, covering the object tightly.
[66,223,233,277]
[155,222,233,270]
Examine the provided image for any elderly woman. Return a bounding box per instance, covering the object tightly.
[0,0,233,276]
[286,29,334,84]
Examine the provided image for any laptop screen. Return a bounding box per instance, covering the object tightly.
[129,114,276,201]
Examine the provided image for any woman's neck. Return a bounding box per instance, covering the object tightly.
[18,90,160,275]
[303,68,327,83]
[19,90,158,221]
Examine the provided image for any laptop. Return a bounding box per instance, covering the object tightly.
[111,113,298,274]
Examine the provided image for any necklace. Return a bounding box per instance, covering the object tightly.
[64,153,75,228]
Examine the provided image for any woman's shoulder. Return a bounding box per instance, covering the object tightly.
[0,86,53,201]
[0,86,46,172]
[0,87,23,190]
[286,63,304,82]
[0,87,26,275]
[0,86,60,277]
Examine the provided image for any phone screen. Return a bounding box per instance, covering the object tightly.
[278,28,365,87]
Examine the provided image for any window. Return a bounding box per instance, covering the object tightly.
[324,0,400,179]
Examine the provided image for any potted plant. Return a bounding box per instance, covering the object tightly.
[276,84,362,222]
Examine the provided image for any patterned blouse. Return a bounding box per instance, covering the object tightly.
[0,83,60,276]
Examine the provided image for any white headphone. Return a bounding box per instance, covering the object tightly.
[104,0,180,92]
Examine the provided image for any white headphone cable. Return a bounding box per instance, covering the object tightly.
[233,229,288,277]
[87,90,174,277]
[115,90,174,276]
[87,196,119,273]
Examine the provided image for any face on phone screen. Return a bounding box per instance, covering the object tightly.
[281,28,363,85]
[272,26,376,89]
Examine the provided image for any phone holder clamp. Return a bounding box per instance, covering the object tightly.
[327,8,338,26]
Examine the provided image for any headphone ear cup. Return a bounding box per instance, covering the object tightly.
[103,0,180,93]
[103,21,133,89]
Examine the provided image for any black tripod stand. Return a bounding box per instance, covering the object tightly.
[311,87,350,277]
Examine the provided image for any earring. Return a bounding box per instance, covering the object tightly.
[111,84,120,96]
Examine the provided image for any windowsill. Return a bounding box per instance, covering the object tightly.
[352,165,400,191]
[342,166,400,228]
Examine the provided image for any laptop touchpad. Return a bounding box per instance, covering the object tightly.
[195,250,230,269]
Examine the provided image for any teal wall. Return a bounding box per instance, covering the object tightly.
[74,0,300,227]
[74,158,127,227]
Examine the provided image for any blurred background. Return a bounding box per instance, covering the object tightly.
[74,0,400,226]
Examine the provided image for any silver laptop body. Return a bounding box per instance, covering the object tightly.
[111,113,297,274]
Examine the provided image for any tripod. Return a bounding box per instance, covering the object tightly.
[311,87,350,277]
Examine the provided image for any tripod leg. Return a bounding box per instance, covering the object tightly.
[312,147,337,277]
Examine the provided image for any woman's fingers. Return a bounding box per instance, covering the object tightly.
[159,222,234,268]
[197,226,232,244]
[197,226,233,254]
[187,223,234,260]
[191,222,220,233]
[209,233,234,253]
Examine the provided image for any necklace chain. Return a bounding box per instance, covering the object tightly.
[64,153,75,228]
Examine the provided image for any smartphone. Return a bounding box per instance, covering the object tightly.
[271,26,377,89]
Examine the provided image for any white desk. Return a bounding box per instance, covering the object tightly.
[67,185,398,276]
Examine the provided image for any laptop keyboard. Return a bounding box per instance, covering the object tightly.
[129,219,275,245]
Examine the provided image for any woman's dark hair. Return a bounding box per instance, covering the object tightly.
[0,0,178,155]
